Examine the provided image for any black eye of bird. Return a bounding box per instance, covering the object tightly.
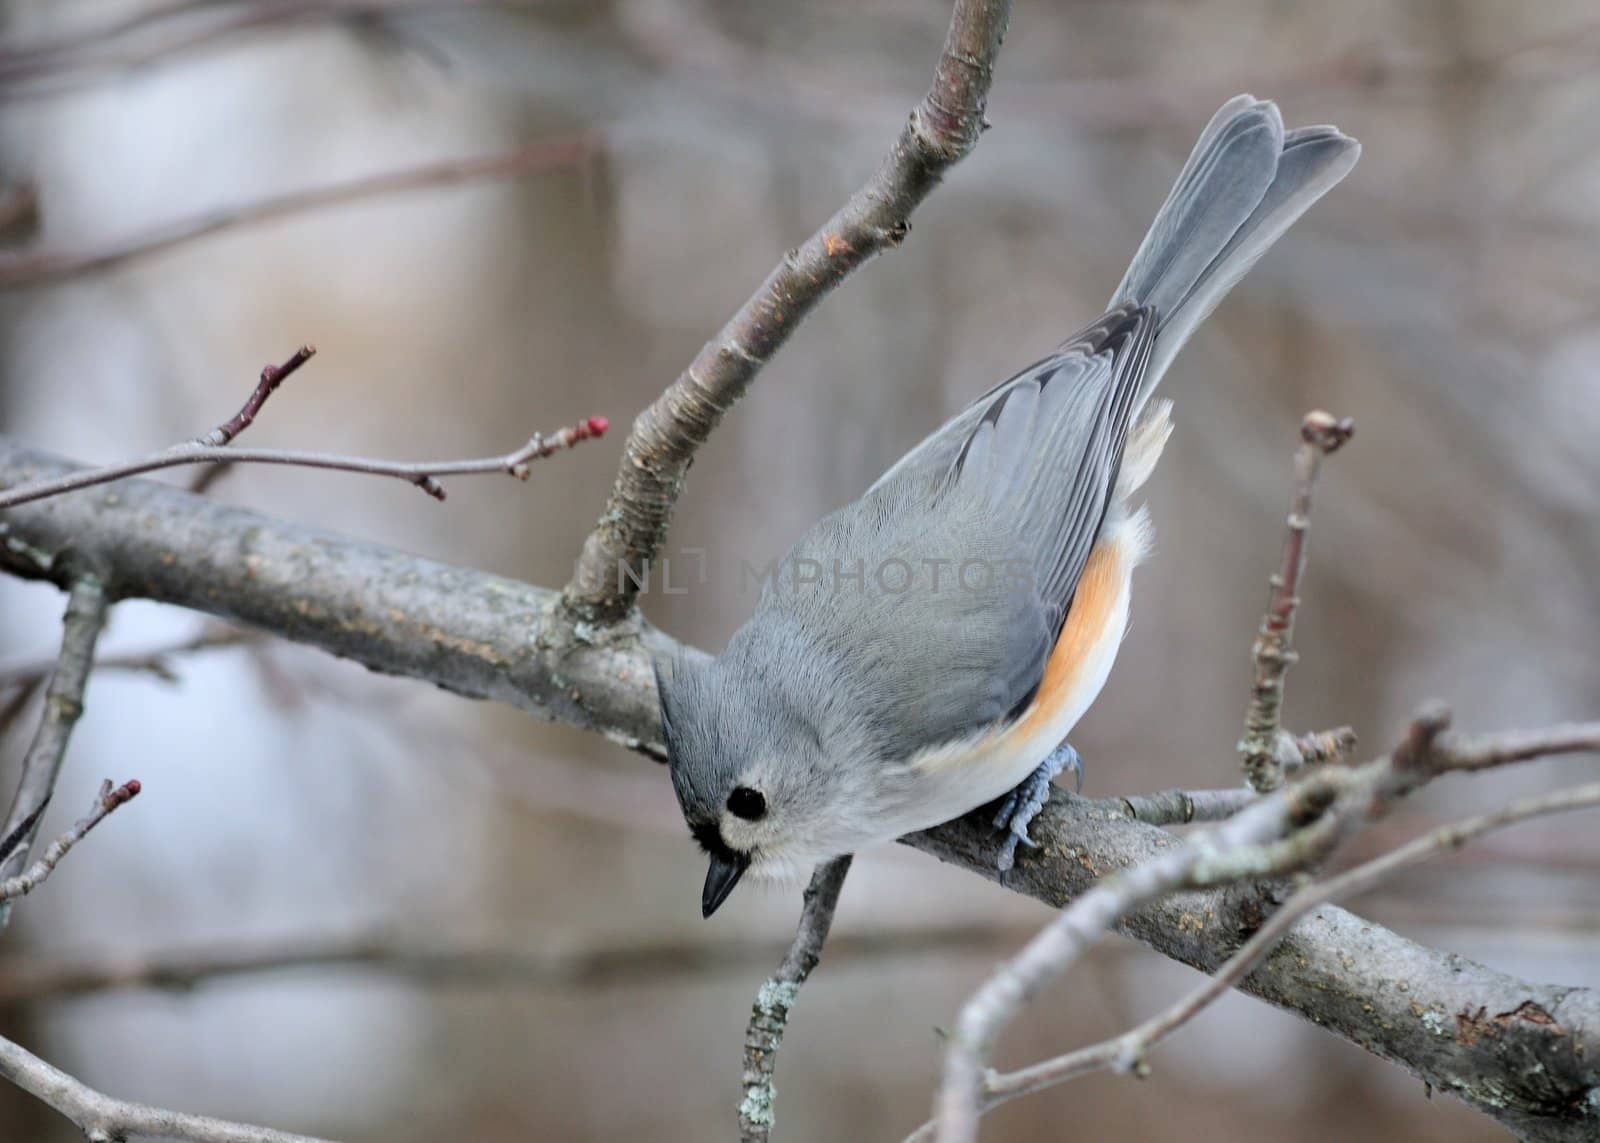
[727,786,767,821]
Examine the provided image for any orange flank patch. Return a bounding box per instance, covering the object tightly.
[1006,535,1127,741]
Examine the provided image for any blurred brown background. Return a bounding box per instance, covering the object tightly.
[1,1,1598,1140]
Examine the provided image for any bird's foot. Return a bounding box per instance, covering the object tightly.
[992,743,1083,878]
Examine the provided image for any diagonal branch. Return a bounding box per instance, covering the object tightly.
[0,577,109,931]
[0,1032,334,1143]
[562,0,1014,623]
[0,1,548,97]
[932,778,1353,1142]
[2,440,1597,1137]
[0,779,141,903]
[739,856,852,1143]
[0,135,594,289]
[909,779,1600,1142]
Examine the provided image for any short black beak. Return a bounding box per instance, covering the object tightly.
[701,851,750,918]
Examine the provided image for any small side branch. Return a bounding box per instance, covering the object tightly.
[0,624,259,692]
[923,709,1600,1143]
[0,347,609,509]
[563,0,1014,624]
[932,784,1349,1143]
[916,779,1600,1138]
[1240,411,1355,792]
[0,779,141,903]
[0,135,595,288]
[739,855,852,1143]
[0,1032,334,1143]
[0,577,109,930]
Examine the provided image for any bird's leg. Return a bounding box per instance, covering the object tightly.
[992,742,1083,877]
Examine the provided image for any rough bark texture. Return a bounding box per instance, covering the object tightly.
[2,441,1596,1138]
[562,0,1012,623]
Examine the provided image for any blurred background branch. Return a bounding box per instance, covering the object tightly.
[2,1,1599,1141]
[0,135,595,290]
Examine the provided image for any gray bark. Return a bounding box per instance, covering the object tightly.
[2,439,1595,1139]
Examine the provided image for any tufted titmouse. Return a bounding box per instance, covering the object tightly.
[657,96,1360,917]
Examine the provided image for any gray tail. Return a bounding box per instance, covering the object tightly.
[1112,95,1360,405]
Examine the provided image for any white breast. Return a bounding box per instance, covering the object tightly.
[884,508,1146,839]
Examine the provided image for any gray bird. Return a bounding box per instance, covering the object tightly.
[657,95,1360,917]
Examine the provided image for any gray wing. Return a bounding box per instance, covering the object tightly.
[757,304,1154,757]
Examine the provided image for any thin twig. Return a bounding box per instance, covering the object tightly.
[0,779,141,902]
[0,422,608,506]
[0,345,609,508]
[1239,410,1355,793]
[0,1,549,96]
[562,0,1014,623]
[0,1032,334,1143]
[739,855,852,1142]
[203,345,318,446]
[0,625,260,692]
[0,577,109,932]
[0,135,594,289]
[931,781,1352,1143]
[907,779,1600,1141]
[1116,786,1257,826]
[927,708,1600,1141]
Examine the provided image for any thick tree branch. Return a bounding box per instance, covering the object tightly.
[739,856,852,1143]
[0,1032,333,1143]
[562,0,1013,623]
[1,442,1596,1136]
[1239,411,1354,792]
[0,576,109,932]
[0,136,593,288]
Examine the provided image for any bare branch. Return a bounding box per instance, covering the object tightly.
[932,780,1353,1142]
[909,779,1600,1142]
[0,917,1045,1005]
[0,625,260,692]
[739,856,852,1143]
[0,1032,334,1143]
[1115,786,1256,827]
[0,135,594,289]
[0,577,109,931]
[1240,411,1355,792]
[562,0,1014,623]
[202,346,319,447]
[0,1,551,97]
[0,348,608,510]
[0,779,141,903]
[3,441,1598,1135]
[929,708,1600,1141]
